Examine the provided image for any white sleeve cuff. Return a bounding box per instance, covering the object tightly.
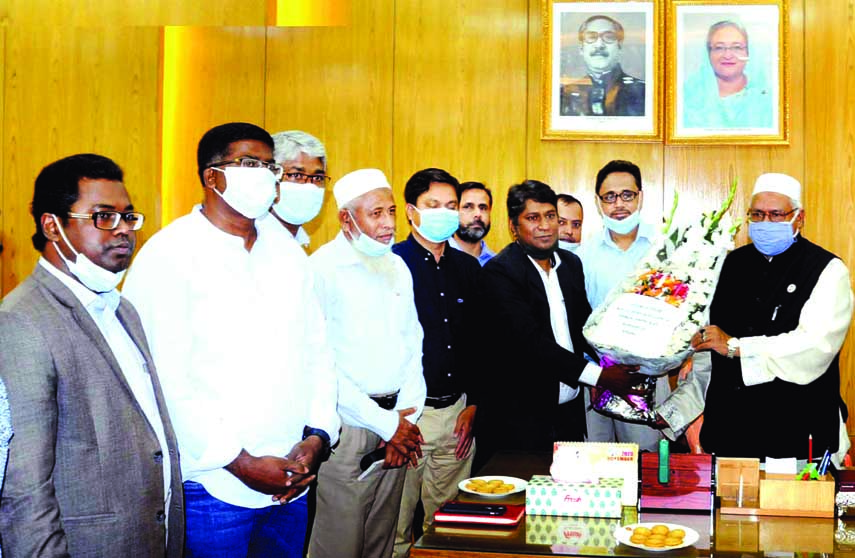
[739,338,776,386]
[578,362,603,387]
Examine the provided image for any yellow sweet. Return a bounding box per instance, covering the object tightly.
[465,478,516,494]
[651,524,670,536]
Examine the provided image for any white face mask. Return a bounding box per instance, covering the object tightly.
[602,209,641,235]
[271,181,325,225]
[347,211,392,257]
[51,215,126,293]
[212,166,278,219]
[558,240,580,253]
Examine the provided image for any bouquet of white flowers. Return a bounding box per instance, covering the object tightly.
[582,180,739,423]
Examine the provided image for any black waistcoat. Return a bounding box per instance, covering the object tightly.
[699,236,843,459]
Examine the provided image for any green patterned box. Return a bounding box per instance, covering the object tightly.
[525,507,638,552]
[525,475,623,518]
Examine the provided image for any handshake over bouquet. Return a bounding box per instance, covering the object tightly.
[583,181,739,423]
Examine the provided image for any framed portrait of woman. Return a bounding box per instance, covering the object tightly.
[666,0,789,144]
[542,0,663,141]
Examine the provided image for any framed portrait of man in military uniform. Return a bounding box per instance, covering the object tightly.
[666,0,789,145]
[542,0,662,140]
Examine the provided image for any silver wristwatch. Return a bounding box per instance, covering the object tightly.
[726,337,740,359]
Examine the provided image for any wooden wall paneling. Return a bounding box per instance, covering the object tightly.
[804,0,855,432]
[392,0,530,250]
[662,0,805,249]
[160,27,267,225]
[0,0,267,26]
[1,27,161,296]
[526,0,665,244]
[0,27,4,291]
[264,1,396,251]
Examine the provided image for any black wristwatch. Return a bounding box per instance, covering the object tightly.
[302,426,332,462]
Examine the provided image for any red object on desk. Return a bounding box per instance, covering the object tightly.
[434,503,525,526]
[639,453,715,512]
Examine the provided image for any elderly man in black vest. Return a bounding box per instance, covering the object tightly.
[658,173,853,466]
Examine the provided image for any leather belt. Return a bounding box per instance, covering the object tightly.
[370,391,399,411]
[425,393,461,410]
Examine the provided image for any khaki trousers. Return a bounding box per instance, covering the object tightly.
[309,424,406,558]
[393,395,474,558]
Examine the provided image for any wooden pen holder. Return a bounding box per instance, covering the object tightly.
[758,473,835,517]
[718,457,835,518]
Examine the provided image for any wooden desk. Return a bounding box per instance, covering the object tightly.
[412,451,848,557]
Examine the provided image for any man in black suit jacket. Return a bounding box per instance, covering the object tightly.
[476,180,638,466]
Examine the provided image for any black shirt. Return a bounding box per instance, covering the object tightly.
[392,235,481,403]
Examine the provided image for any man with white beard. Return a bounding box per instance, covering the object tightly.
[309,169,426,558]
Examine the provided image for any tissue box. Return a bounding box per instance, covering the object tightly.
[552,441,639,505]
[526,508,638,549]
[526,475,623,518]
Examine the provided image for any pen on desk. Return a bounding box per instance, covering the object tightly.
[771,305,781,321]
[809,434,813,464]
[819,449,831,476]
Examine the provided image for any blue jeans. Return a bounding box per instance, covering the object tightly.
[184,481,308,558]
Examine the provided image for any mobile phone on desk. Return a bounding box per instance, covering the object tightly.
[438,502,507,516]
[434,502,525,525]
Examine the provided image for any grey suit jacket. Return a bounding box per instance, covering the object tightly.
[0,264,183,558]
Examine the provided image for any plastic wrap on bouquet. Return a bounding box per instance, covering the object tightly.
[591,365,658,424]
[583,183,739,421]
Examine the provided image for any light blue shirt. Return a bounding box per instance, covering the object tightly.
[578,222,657,310]
[448,236,495,266]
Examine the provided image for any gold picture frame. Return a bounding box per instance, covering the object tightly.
[541,0,663,141]
[666,0,789,144]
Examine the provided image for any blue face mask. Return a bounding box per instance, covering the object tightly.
[602,209,641,235]
[558,240,580,253]
[347,211,392,257]
[412,207,460,243]
[749,216,798,256]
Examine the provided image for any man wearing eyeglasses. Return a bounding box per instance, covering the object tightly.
[560,14,645,117]
[0,154,183,557]
[270,130,330,249]
[682,20,773,129]
[577,160,667,452]
[657,173,853,466]
[123,122,339,558]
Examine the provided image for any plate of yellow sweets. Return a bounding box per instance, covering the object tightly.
[458,476,527,497]
[614,523,699,552]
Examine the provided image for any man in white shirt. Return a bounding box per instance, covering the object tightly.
[0,154,183,557]
[269,130,330,248]
[123,123,339,558]
[309,169,426,558]
[657,173,853,466]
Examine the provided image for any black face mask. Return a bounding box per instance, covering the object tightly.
[516,239,556,262]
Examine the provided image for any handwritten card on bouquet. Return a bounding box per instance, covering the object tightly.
[594,293,684,359]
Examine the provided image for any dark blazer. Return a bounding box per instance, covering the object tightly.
[0,264,183,558]
[476,242,594,460]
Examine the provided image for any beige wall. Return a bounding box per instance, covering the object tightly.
[0,0,853,430]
